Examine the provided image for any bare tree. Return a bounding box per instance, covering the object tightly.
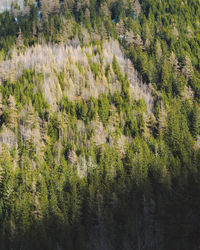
[169,51,179,71]
[16,28,24,48]
[133,0,141,17]
[182,55,193,81]
[155,39,162,62]
[7,95,18,130]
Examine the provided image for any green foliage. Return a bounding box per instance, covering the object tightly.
[48,112,60,142]
[76,100,88,122]
[0,70,48,118]
[190,104,200,139]
[98,95,110,126]
[0,1,200,249]
[112,55,124,82]
[90,62,101,79]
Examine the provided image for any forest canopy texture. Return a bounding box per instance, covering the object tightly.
[0,0,200,249]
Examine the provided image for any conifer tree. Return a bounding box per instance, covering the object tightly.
[7,95,18,131]
[0,92,3,117]
[190,104,200,139]
[16,28,24,48]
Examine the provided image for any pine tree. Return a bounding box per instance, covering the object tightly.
[190,104,200,139]
[25,102,36,128]
[52,0,60,14]
[116,20,125,36]
[7,95,18,131]
[132,0,141,17]
[0,92,3,117]
[40,0,49,22]
[155,39,162,62]
[63,0,75,16]
[98,95,110,126]
[16,28,24,48]
[0,144,10,163]
[182,55,193,81]
[158,102,167,135]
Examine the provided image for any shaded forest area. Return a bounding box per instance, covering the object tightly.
[0,0,200,249]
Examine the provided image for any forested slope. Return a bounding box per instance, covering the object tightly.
[0,0,200,249]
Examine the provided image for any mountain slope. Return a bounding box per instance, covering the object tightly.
[0,1,200,249]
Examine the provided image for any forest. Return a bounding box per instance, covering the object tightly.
[0,0,200,249]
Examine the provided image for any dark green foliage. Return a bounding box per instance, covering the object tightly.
[0,70,48,118]
[87,97,98,121]
[48,113,60,141]
[112,55,124,82]
[98,95,110,126]
[190,104,200,139]
[76,100,88,122]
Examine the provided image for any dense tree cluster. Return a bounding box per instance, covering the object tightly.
[0,0,200,249]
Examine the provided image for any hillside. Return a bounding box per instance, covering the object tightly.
[0,0,24,12]
[0,1,200,249]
